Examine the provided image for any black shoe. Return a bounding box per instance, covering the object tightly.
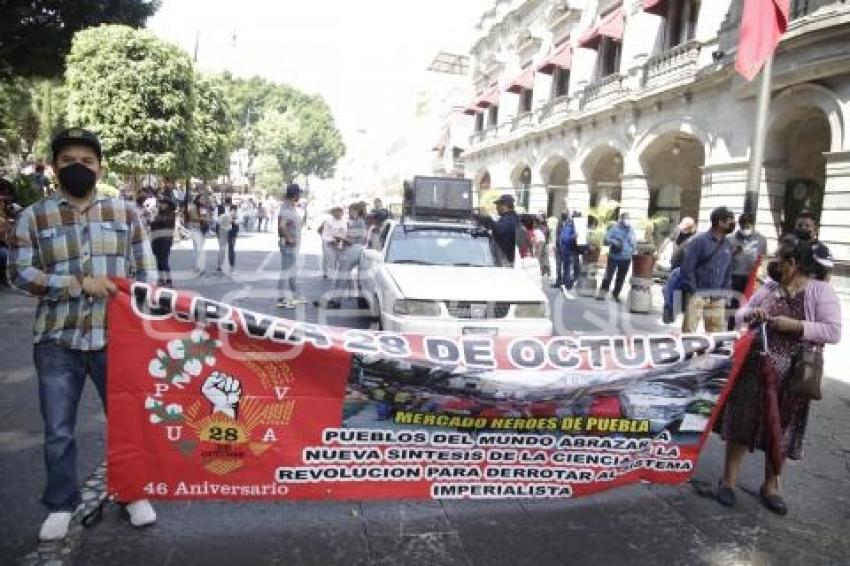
[595,295,606,301]
[759,486,788,516]
[551,282,562,288]
[612,295,621,303]
[715,481,736,507]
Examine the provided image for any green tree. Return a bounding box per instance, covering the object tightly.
[253,108,301,182]
[0,76,37,154]
[296,97,345,179]
[0,0,160,79]
[213,73,344,181]
[65,24,194,178]
[252,153,284,196]
[253,100,345,183]
[189,75,236,182]
[0,77,67,159]
[214,72,310,147]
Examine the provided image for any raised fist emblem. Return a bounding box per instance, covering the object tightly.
[202,371,242,419]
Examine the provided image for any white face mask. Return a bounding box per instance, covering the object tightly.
[740,229,753,237]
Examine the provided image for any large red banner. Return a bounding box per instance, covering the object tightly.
[108,280,748,501]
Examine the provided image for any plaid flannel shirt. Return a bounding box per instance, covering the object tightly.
[8,191,156,351]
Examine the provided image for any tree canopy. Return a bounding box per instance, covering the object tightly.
[65,24,195,176]
[0,0,160,79]
[252,153,284,196]
[190,75,236,181]
[215,73,345,183]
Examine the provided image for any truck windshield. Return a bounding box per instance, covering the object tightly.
[385,229,496,267]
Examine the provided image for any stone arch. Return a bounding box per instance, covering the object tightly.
[538,153,571,217]
[764,94,834,238]
[537,152,572,185]
[510,160,534,212]
[633,116,712,170]
[638,130,706,238]
[577,137,630,180]
[767,83,844,154]
[472,167,492,190]
[509,160,534,187]
[580,143,625,212]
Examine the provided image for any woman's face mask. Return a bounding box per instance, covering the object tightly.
[768,258,795,285]
[767,260,783,283]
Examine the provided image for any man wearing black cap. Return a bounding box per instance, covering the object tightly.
[8,128,158,541]
[478,194,523,266]
[277,183,305,308]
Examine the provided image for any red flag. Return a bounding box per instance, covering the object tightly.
[735,0,790,81]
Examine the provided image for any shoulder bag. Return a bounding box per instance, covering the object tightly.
[789,342,823,400]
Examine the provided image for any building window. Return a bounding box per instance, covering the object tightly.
[475,113,484,132]
[598,38,621,78]
[665,0,700,49]
[488,105,499,127]
[790,0,810,19]
[520,89,533,113]
[554,68,570,97]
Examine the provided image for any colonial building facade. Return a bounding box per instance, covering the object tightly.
[463,0,850,286]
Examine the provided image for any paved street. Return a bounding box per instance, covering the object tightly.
[2,230,849,565]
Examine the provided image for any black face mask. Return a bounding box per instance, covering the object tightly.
[58,163,97,198]
[767,260,783,282]
[793,227,813,241]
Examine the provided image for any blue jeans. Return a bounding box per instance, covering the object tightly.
[278,243,298,299]
[560,249,582,290]
[33,342,107,511]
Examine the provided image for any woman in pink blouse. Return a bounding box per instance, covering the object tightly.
[715,235,842,515]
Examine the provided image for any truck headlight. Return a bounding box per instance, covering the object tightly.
[393,299,441,317]
[514,302,547,318]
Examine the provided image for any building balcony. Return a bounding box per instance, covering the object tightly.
[642,40,702,91]
[580,73,626,109]
[540,95,570,123]
[511,111,534,132]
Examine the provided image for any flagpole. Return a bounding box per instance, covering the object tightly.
[743,53,774,217]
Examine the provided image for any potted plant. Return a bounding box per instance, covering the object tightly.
[631,241,657,278]
[630,214,672,278]
[585,199,620,265]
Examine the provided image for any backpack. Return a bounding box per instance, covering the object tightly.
[559,222,576,249]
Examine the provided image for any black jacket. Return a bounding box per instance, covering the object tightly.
[481,210,520,265]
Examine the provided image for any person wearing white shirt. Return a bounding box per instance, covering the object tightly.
[319,207,346,279]
[215,198,238,273]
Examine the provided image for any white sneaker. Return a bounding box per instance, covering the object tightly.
[39,510,75,542]
[562,288,576,300]
[125,499,157,528]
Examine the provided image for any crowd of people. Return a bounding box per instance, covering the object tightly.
[475,191,842,516]
[0,127,844,544]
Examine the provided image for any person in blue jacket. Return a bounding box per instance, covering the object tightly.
[596,212,637,302]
